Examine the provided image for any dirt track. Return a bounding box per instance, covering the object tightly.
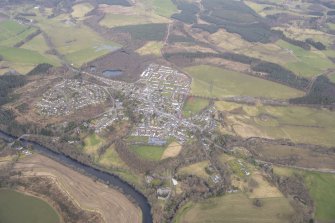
[14,154,141,223]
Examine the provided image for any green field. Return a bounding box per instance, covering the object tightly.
[303,172,335,221]
[276,40,334,77]
[174,193,294,223]
[182,97,209,117]
[0,189,60,223]
[185,65,304,99]
[131,145,166,161]
[151,0,178,18]
[216,101,335,147]
[83,134,105,160]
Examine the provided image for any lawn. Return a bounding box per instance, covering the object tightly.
[0,189,60,223]
[131,145,166,161]
[276,40,334,77]
[182,97,209,117]
[174,193,294,223]
[185,65,304,99]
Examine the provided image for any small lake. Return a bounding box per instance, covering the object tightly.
[0,189,60,223]
[102,69,123,78]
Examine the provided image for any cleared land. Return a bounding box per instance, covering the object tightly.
[161,142,182,160]
[182,97,209,117]
[174,193,295,223]
[98,144,127,168]
[83,134,105,160]
[14,154,141,223]
[215,101,335,147]
[0,189,60,223]
[185,65,304,99]
[136,41,163,56]
[178,160,210,180]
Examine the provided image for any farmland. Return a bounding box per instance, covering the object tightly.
[0,189,60,223]
[215,101,335,147]
[185,65,304,99]
[174,193,294,223]
[13,154,142,223]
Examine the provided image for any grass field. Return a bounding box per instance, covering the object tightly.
[174,193,294,223]
[303,172,335,222]
[273,167,335,222]
[182,97,209,117]
[0,189,60,223]
[215,101,335,147]
[136,41,163,56]
[98,144,127,168]
[131,145,166,161]
[276,40,334,77]
[83,134,105,159]
[178,160,210,179]
[161,142,182,159]
[150,0,178,18]
[71,3,94,19]
[185,65,304,99]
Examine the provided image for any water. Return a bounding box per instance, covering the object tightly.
[0,130,152,223]
[102,69,123,78]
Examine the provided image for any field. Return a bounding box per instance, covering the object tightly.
[113,23,167,41]
[276,40,334,77]
[136,41,163,56]
[131,145,166,161]
[184,65,304,99]
[83,134,105,160]
[274,167,335,222]
[303,172,335,222]
[14,154,141,223]
[0,189,60,223]
[178,160,210,180]
[329,73,335,83]
[98,144,127,168]
[215,101,335,147]
[33,12,120,67]
[71,3,94,19]
[174,193,294,223]
[161,142,182,160]
[182,97,209,117]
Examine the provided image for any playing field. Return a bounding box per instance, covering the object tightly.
[131,145,166,161]
[0,189,60,223]
[174,193,295,223]
[185,65,304,99]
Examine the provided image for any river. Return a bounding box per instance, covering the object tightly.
[0,130,153,223]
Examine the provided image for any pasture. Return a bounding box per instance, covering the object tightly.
[0,189,60,223]
[182,97,209,117]
[184,65,304,99]
[215,101,335,147]
[276,40,334,77]
[174,193,294,223]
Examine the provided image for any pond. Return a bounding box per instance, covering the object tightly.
[102,69,123,78]
[0,189,60,223]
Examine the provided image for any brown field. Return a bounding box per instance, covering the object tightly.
[247,172,282,199]
[161,142,182,160]
[13,154,141,223]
